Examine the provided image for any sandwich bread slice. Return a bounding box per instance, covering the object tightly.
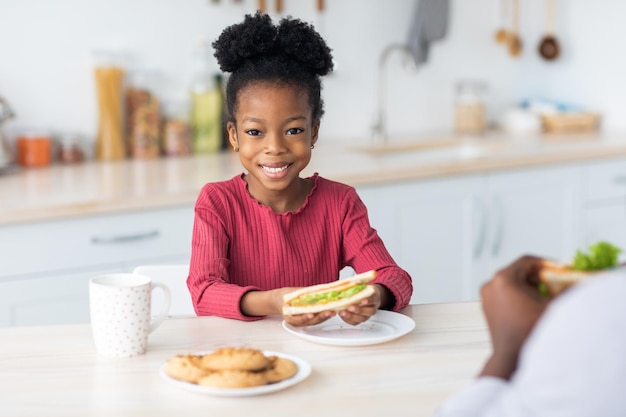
[282,270,376,315]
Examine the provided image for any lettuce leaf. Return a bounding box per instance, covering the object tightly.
[290,284,367,306]
[571,241,622,271]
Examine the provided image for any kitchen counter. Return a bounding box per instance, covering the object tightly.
[0,302,488,417]
[2,132,626,225]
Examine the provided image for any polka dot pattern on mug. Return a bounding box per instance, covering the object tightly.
[90,281,152,358]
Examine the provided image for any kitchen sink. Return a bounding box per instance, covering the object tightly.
[351,136,504,160]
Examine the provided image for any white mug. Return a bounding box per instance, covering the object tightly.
[89,273,171,358]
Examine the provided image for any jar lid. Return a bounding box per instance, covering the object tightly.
[17,131,52,141]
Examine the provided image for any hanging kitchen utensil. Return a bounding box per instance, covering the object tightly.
[258,0,266,13]
[494,0,509,44]
[0,96,15,169]
[538,0,560,60]
[508,0,522,57]
[275,0,283,13]
[317,0,324,12]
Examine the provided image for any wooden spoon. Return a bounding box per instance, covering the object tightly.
[508,0,522,57]
[538,0,560,60]
[494,0,509,44]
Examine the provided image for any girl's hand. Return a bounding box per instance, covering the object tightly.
[277,287,336,328]
[282,284,389,328]
[283,310,336,327]
[337,284,384,326]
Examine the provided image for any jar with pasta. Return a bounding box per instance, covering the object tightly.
[93,51,126,160]
[126,71,162,158]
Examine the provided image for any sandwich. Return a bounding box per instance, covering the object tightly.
[282,270,377,315]
[539,241,622,297]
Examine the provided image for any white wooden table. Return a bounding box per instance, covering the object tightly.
[0,302,489,417]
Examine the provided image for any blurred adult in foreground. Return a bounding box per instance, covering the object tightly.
[435,255,626,417]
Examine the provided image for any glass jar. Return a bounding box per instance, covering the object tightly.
[454,81,487,135]
[58,134,86,164]
[126,71,161,158]
[17,133,52,167]
[93,51,126,161]
[161,101,192,157]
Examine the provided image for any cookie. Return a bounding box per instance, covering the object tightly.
[263,356,299,383]
[198,370,268,389]
[164,354,209,383]
[200,347,271,372]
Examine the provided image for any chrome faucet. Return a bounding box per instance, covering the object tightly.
[371,43,415,144]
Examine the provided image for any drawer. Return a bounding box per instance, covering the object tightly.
[0,205,194,278]
[583,157,626,202]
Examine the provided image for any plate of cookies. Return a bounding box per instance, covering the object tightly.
[160,347,311,397]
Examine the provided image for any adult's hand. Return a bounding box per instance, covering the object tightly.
[479,255,549,380]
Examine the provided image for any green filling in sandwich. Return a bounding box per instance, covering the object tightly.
[572,241,622,271]
[290,284,367,306]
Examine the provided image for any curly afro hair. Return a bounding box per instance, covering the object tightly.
[213,12,334,124]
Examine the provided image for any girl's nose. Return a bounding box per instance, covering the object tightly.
[264,131,286,153]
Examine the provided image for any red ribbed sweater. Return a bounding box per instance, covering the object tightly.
[187,173,413,321]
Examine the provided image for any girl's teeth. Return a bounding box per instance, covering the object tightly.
[263,165,288,173]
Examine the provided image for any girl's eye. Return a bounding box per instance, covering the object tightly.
[286,128,304,135]
[245,129,262,137]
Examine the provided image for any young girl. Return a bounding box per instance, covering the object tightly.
[187,12,412,327]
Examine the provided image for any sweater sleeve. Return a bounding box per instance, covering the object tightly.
[187,184,263,321]
[341,188,413,310]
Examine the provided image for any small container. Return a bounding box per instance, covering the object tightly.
[17,133,52,167]
[58,134,86,163]
[126,70,161,158]
[161,101,192,157]
[454,81,487,135]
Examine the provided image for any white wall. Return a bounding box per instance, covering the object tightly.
[1,0,625,148]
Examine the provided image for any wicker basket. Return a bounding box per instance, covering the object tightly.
[541,112,601,133]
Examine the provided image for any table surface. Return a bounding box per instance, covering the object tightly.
[0,302,489,417]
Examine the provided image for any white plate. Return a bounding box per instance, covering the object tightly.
[282,310,416,346]
[160,351,311,397]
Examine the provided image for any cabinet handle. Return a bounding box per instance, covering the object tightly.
[91,230,160,244]
[492,196,504,257]
[474,197,487,259]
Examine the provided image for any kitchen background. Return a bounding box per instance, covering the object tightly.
[3,0,626,327]
[1,0,625,151]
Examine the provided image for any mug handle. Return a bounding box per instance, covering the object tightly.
[150,282,172,333]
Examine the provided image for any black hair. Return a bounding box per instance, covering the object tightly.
[212,12,334,125]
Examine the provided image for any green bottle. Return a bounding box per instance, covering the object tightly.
[190,74,223,154]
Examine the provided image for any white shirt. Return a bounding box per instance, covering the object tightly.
[435,270,626,417]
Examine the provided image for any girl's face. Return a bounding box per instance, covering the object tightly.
[228,82,319,206]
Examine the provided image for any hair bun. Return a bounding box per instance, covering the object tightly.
[213,13,278,73]
[277,18,333,76]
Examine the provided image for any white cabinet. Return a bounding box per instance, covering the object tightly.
[359,175,483,305]
[580,156,626,259]
[474,165,581,291]
[0,205,194,327]
[358,163,582,304]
